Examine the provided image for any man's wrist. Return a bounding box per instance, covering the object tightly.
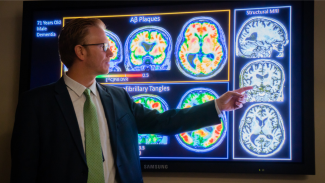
[215,98,224,112]
[214,99,224,118]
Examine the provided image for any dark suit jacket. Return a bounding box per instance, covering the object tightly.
[11,78,220,183]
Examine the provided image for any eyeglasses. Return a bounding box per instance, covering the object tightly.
[81,43,109,52]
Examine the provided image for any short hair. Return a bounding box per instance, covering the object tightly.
[58,18,106,68]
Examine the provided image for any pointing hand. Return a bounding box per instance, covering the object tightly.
[216,86,253,112]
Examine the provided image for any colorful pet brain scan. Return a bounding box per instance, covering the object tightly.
[138,134,168,145]
[175,17,227,80]
[133,94,169,145]
[239,59,285,102]
[239,103,285,157]
[105,30,123,72]
[133,94,169,113]
[176,88,227,152]
[236,17,289,58]
[125,26,172,71]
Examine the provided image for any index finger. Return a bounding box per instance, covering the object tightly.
[234,86,253,94]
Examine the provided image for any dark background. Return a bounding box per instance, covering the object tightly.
[29,2,300,162]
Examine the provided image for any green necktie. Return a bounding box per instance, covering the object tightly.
[84,88,105,183]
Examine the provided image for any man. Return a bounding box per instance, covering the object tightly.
[11,18,252,183]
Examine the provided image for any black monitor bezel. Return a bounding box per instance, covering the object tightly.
[19,1,315,175]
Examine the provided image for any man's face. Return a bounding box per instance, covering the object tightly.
[83,26,113,75]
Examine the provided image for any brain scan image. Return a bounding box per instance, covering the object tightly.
[175,88,227,152]
[175,17,227,80]
[105,30,123,72]
[239,103,285,157]
[124,26,172,71]
[236,17,289,58]
[138,134,168,145]
[133,94,169,145]
[133,94,169,113]
[239,59,285,102]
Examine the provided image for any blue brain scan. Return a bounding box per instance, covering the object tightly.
[239,59,285,102]
[124,26,172,71]
[105,30,123,72]
[239,103,285,157]
[236,17,289,58]
[175,17,228,79]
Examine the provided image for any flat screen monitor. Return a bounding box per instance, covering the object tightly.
[20,1,315,174]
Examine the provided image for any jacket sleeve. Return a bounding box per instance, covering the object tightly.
[11,94,39,183]
[123,89,221,135]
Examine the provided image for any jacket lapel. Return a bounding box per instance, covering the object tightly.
[97,83,118,160]
[54,78,87,165]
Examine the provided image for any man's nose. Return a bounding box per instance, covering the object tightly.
[107,47,114,58]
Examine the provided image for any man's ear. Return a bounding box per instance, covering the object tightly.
[74,45,86,61]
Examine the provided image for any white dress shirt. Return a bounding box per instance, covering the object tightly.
[63,72,223,183]
[214,100,223,118]
[63,73,116,183]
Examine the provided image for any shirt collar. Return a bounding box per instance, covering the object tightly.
[88,78,98,97]
[63,72,98,97]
